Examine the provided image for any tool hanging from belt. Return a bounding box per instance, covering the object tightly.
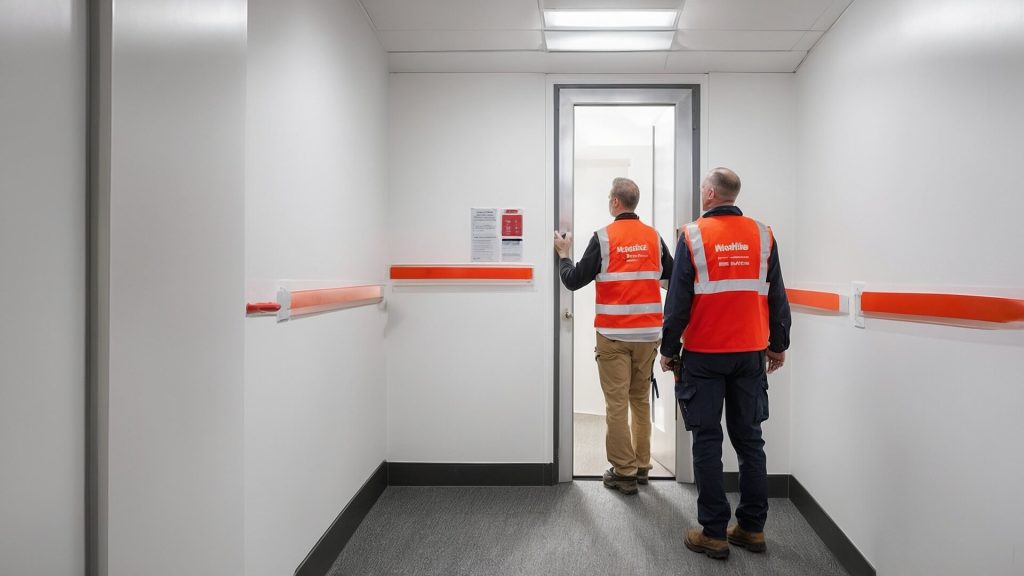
[649,358,660,423]
[650,367,660,399]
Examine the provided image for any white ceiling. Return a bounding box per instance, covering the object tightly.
[359,0,853,73]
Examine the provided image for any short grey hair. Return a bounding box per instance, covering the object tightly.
[707,167,741,201]
[611,177,640,211]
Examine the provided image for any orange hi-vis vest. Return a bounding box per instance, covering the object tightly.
[682,215,773,353]
[594,218,664,342]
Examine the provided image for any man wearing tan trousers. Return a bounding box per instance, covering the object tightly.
[554,177,673,495]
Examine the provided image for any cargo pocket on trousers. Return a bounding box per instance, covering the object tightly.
[756,379,770,423]
[677,383,702,431]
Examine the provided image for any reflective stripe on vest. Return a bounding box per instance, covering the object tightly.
[595,303,664,315]
[593,219,664,340]
[595,270,662,282]
[595,326,662,340]
[682,215,773,353]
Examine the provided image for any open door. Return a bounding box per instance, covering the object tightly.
[650,106,687,481]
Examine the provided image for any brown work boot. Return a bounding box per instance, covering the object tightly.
[727,524,767,553]
[602,468,638,495]
[636,468,651,485]
[684,528,730,560]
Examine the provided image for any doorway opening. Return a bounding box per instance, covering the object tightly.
[555,85,700,484]
[571,105,676,479]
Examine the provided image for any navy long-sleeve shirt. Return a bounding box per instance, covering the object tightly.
[660,206,791,357]
[558,213,673,290]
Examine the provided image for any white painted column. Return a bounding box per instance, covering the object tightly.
[0,1,87,574]
[93,1,247,574]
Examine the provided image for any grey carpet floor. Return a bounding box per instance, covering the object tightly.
[574,412,673,478]
[328,481,850,576]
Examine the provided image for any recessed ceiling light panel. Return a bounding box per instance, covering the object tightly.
[543,10,678,29]
[545,30,675,52]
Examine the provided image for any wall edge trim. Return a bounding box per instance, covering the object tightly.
[388,462,555,486]
[294,460,388,576]
[790,475,876,576]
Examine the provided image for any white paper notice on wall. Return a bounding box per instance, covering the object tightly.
[471,208,499,262]
[471,207,524,262]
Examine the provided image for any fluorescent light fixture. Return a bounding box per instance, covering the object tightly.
[903,2,1021,39]
[544,10,678,29]
[545,30,675,51]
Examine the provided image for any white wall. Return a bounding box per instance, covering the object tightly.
[387,73,551,463]
[792,1,1024,574]
[101,1,247,574]
[0,1,86,574]
[244,1,389,574]
[706,72,797,475]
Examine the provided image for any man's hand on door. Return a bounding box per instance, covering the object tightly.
[553,231,572,259]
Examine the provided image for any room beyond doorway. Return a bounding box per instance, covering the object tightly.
[554,85,700,484]
[570,105,677,479]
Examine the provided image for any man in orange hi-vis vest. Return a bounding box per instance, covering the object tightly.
[554,177,673,496]
[660,167,791,560]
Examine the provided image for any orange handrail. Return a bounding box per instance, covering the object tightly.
[290,285,382,312]
[390,265,533,282]
[247,285,384,320]
[787,289,844,312]
[861,292,1024,324]
[285,285,383,318]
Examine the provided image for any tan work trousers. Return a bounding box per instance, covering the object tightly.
[595,333,659,477]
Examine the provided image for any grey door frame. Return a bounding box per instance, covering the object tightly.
[552,84,701,483]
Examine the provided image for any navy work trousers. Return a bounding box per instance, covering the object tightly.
[676,350,770,539]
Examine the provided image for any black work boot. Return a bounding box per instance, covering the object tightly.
[602,468,638,495]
